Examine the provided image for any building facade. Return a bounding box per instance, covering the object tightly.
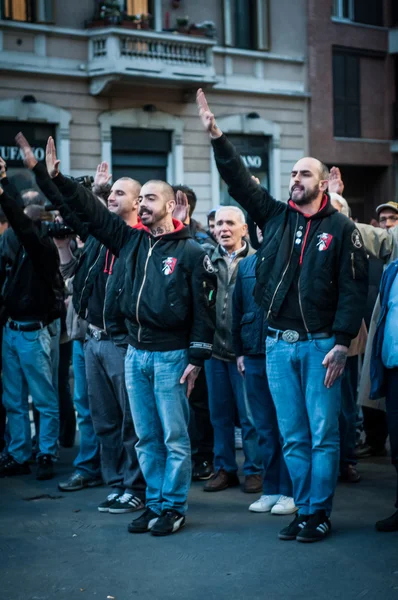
[308,0,397,222]
[0,0,308,224]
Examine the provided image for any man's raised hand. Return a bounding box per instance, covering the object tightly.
[328,166,344,196]
[15,133,38,170]
[94,161,112,188]
[46,136,61,178]
[196,88,222,139]
[173,190,189,223]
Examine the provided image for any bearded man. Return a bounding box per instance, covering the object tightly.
[196,88,368,543]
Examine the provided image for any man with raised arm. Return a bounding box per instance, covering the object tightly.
[196,89,368,543]
[16,133,217,537]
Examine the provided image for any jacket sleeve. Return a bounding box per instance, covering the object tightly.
[188,249,217,366]
[0,179,59,276]
[332,223,369,347]
[51,171,132,257]
[357,222,394,263]
[211,134,286,229]
[232,265,244,356]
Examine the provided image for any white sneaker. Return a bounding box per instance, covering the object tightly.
[234,427,243,449]
[249,494,281,512]
[271,495,298,515]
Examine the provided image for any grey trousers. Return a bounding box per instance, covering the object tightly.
[84,337,145,497]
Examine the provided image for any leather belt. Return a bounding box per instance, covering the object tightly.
[267,328,332,343]
[87,326,110,342]
[8,319,45,332]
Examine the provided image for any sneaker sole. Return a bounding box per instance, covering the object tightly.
[296,535,328,543]
[271,508,299,515]
[249,506,272,513]
[151,522,185,537]
[109,505,144,514]
[278,533,298,541]
[98,507,111,512]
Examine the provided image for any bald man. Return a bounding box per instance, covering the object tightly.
[197,89,368,543]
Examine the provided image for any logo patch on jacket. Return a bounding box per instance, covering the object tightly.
[351,229,363,249]
[203,255,215,273]
[317,233,333,252]
[162,257,177,275]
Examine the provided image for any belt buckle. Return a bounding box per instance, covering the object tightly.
[92,329,101,341]
[282,330,300,343]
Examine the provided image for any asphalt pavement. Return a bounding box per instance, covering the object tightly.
[1,449,398,600]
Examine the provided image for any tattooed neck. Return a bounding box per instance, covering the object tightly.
[151,225,174,237]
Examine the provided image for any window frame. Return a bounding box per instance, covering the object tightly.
[0,0,54,23]
[223,0,269,52]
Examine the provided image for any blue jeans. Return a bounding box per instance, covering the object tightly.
[72,340,101,478]
[266,336,341,515]
[245,356,292,496]
[125,346,191,515]
[2,322,60,463]
[205,357,262,475]
[339,356,358,468]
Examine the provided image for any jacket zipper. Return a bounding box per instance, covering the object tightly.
[298,273,309,332]
[136,238,160,342]
[78,244,104,315]
[266,213,299,320]
[351,252,355,279]
[102,273,111,333]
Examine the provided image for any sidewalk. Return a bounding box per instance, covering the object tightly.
[1,450,397,600]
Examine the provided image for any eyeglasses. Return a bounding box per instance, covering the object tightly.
[379,215,398,224]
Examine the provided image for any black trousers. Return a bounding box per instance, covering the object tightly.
[363,406,389,451]
[188,368,214,465]
[385,367,398,508]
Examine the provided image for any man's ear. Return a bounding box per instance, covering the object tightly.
[320,180,328,192]
[242,222,248,236]
[168,199,176,214]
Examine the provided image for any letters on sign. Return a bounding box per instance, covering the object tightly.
[242,155,263,169]
[0,146,45,162]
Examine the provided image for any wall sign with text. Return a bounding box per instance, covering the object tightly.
[0,121,55,167]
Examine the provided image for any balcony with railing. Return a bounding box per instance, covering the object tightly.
[88,28,217,93]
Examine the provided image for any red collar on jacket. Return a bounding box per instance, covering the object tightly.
[288,193,328,218]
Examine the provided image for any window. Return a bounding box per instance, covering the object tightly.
[333,0,383,27]
[1,0,54,22]
[124,0,153,17]
[224,0,269,51]
[111,128,171,182]
[333,51,361,138]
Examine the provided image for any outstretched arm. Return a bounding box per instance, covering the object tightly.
[196,89,285,228]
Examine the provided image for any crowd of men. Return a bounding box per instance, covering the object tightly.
[0,89,397,542]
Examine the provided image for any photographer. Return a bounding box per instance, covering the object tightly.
[0,157,63,480]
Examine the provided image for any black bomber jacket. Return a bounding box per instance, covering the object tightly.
[212,134,369,347]
[37,171,217,366]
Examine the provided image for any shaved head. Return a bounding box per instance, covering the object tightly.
[144,180,175,203]
[138,180,176,229]
[289,157,329,207]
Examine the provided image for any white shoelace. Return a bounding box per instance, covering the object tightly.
[107,492,119,502]
[117,493,142,507]
[278,496,292,503]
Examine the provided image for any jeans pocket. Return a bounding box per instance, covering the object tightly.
[313,337,335,354]
[21,329,40,342]
[265,337,278,354]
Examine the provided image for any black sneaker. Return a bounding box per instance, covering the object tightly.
[108,492,145,514]
[192,461,214,481]
[296,510,331,543]
[58,471,103,492]
[36,455,55,481]
[151,509,186,536]
[98,492,120,512]
[0,456,31,478]
[278,513,309,540]
[128,508,160,534]
[375,510,398,532]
